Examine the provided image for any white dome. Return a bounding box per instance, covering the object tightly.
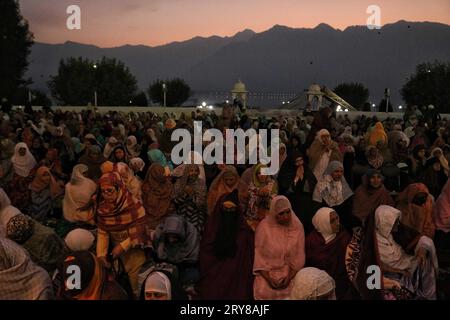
[232,80,247,93]
[307,84,322,95]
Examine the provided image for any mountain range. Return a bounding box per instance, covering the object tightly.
[27,20,450,107]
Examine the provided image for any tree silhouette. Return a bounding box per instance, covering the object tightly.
[148,78,191,107]
[334,82,369,111]
[0,0,34,101]
[401,61,450,113]
[48,56,138,106]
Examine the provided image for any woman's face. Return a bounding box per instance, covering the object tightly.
[433,162,441,172]
[295,157,304,167]
[166,233,179,245]
[417,149,426,159]
[145,291,169,301]
[32,139,41,148]
[292,138,299,147]
[188,166,199,178]
[434,150,443,158]
[223,174,237,188]
[330,211,340,234]
[126,138,133,146]
[81,170,89,178]
[18,147,27,156]
[276,208,291,226]
[41,170,51,185]
[100,184,118,203]
[321,134,331,146]
[115,149,125,160]
[369,174,383,189]
[331,168,344,181]
[256,170,268,184]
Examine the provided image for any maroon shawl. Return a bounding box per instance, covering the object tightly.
[306,229,356,300]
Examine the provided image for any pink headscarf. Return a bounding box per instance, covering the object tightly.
[434,179,450,233]
[253,195,305,300]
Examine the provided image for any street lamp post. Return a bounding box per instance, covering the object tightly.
[384,88,390,113]
[162,83,167,108]
[93,64,98,107]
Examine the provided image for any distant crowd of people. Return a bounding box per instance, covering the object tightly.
[0,102,449,300]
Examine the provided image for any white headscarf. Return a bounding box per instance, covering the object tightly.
[64,229,95,252]
[313,161,353,207]
[63,164,97,223]
[290,267,336,300]
[11,142,37,177]
[144,271,172,299]
[312,207,336,244]
[375,205,414,271]
[103,137,118,159]
[129,158,145,172]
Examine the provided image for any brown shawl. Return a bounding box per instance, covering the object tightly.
[397,183,435,239]
[352,175,394,221]
[141,164,173,229]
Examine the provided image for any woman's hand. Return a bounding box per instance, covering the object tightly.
[111,244,125,259]
[98,256,111,269]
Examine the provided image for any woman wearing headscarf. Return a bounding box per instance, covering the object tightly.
[407,145,427,180]
[8,142,37,212]
[125,135,141,159]
[199,190,255,300]
[433,179,450,250]
[290,268,336,300]
[63,164,97,225]
[109,145,129,164]
[367,122,388,147]
[29,166,64,223]
[29,136,47,163]
[94,172,151,297]
[245,163,278,232]
[207,166,240,216]
[277,150,318,233]
[152,214,200,290]
[388,130,410,164]
[306,207,357,300]
[172,164,208,236]
[56,251,127,300]
[397,183,435,239]
[64,228,95,252]
[307,129,342,181]
[419,157,448,200]
[79,145,106,181]
[5,213,68,273]
[139,265,187,300]
[40,148,65,180]
[0,237,54,300]
[147,142,172,176]
[142,164,174,230]
[129,157,146,180]
[103,137,119,159]
[374,205,438,300]
[352,169,394,224]
[114,162,142,201]
[253,195,305,300]
[313,161,354,232]
[429,147,449,176]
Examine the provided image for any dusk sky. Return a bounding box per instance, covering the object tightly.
[20,0,450,47]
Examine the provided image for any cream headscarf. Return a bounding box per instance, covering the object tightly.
[375,205,414,271]
[290,267,336,300]
[63,164,97,223]
[312,207,336,244]
[11,142,37,177]
[144,271,172,300]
